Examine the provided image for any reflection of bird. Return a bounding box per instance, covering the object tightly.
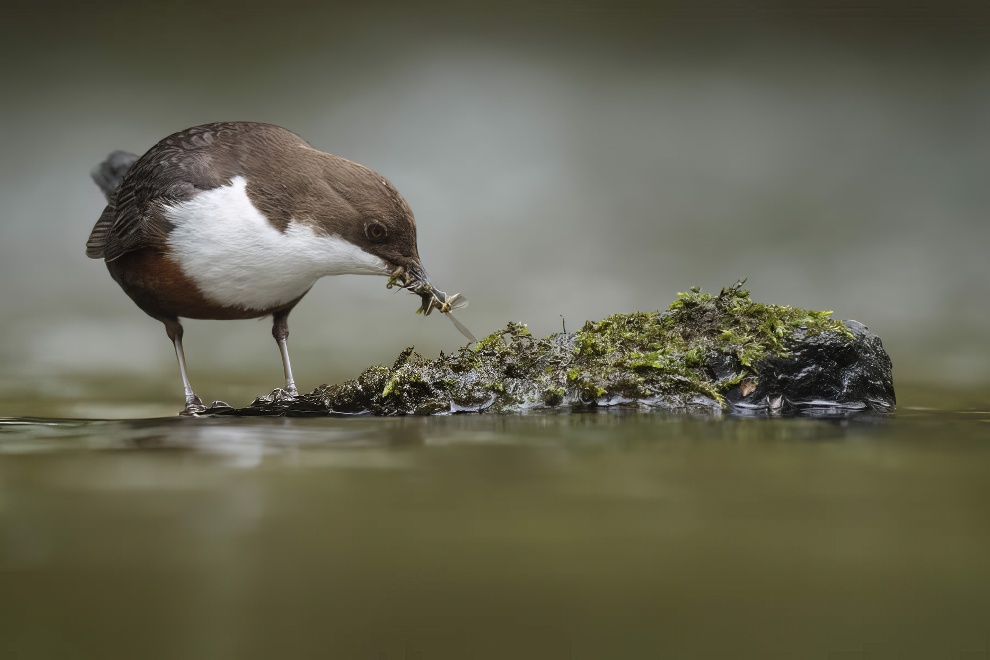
[87,121,441,413]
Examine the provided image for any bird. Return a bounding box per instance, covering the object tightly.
[87,121,467,414]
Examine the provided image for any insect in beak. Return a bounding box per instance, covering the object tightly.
[387,264,477,342]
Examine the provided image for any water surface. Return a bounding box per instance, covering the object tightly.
[1,391,988,659]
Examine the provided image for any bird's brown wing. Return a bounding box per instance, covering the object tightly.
[86,122,279,262]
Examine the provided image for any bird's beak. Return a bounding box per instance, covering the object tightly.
[387,260,440,314]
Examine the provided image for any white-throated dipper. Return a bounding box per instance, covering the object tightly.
[87,121,470,413]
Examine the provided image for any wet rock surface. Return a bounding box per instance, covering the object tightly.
[205,283,895,418]
[725,319,895,416]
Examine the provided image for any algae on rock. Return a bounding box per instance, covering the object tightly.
[211,281,895,417]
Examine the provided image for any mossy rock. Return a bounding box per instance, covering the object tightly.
[209,282,895,418]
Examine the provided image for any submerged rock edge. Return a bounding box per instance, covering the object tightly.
[207,284,896,418]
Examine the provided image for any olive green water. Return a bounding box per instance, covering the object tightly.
[1,385,988,659]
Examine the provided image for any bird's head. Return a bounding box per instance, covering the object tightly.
[309,153,442,312]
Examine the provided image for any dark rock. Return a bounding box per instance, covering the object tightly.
[725,320,895,416]
[205,283,896,419]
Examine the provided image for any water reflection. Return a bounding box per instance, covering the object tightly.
[0,410,878,458]
[1,409,988,657]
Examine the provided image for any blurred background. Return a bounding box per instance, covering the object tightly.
[3,6,990,659]
[2,0,989,414]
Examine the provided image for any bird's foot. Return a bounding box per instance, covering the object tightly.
[180,393,207,416]
[247,388,298,409]
[268,387,298,402]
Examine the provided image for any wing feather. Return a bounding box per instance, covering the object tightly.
[86,122,292,262]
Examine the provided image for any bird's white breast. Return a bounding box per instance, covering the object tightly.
[164,176,388,311]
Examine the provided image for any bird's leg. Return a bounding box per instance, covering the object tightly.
[272,310,298,397]
[163,318,204,414]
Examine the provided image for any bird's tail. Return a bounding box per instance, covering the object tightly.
[91,150,138,201]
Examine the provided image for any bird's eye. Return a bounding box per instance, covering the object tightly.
[366,222,388,242]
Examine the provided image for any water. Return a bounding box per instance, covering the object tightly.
[2,387,988,659]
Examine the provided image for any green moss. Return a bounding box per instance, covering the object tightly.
[556,279,849,405]
[302,281,855,415]
[542,386,566,406]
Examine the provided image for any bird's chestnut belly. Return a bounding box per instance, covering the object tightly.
[106,249,301,321]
